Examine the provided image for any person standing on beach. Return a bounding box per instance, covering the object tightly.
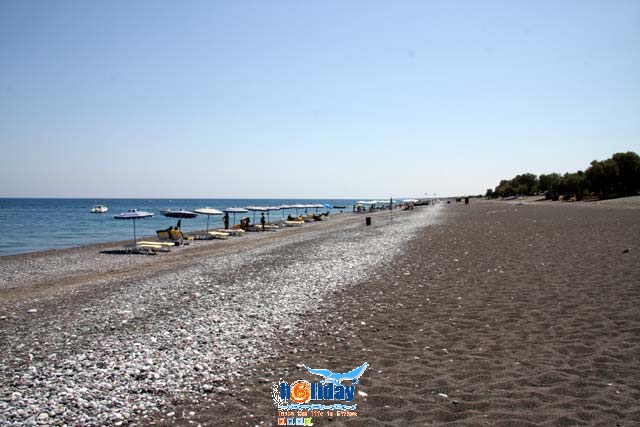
[223,213,229,230]
[260,212,266,231]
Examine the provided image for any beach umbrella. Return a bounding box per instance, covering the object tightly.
[113,209,154,245]
[312,203,324,213]
[194,207,223,231]
[265,206,281,222]
[323,203,333,209]
[291,203,306,216]
[278,204,292,218]
[161,208,198,219]
[402,199,419,203]
[246,206,267,223]
[223,207,248,228]
[161,208,198,230]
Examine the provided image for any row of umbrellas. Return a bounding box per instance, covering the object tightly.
[113,203,335,244]
[355,199,419,205]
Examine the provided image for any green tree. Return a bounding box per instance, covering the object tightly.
[611,152,640,196]
[586,159,619,197]
[539,173,561,197]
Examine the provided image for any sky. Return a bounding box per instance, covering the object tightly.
[1,0,639,199]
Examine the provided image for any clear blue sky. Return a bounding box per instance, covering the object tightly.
[1,0,639,198]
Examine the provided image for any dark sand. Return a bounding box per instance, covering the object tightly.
[156,201,640,426]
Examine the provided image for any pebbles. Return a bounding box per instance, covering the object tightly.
[0,207,440,426]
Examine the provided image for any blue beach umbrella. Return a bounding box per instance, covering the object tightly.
[114,209,154,244]
[323,203,333,209]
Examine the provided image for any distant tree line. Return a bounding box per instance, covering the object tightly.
[486,151,640,201]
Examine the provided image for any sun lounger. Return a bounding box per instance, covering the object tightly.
[285,220,304,227]
[207,231,230,240]
[247,223,279,231]
[123,243,170,255]
[156,230,172,241]
[213,228,245,236]
[138,241,174,248]
[170,229,193,244]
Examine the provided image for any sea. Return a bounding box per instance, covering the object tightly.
[0,198,358,256]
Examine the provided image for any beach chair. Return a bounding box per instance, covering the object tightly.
[207,231,230,240]
[285,220,304,227]
[170,229,193,245]
[156,230,172,242]
[123,243,170,255]
[138,241,174,249]
[213,228,245,237]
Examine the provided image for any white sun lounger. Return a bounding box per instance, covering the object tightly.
[213,228,245,236]
[207,231,230,240]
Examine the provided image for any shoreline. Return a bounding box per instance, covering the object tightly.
[0,212,370,295]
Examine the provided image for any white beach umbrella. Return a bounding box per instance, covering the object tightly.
[291,203,306,215]
[402,198,419,203]
[113,209,154,245]
[278,204,292,218]
[223,207,248,228]
[194,207,223,231]
[246,206,268,223]
[264,206,281,222]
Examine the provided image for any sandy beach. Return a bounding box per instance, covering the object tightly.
[156,200,640,426]
[1,201,639,426]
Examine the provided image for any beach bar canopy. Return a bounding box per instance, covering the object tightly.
[194,207,223,231]
[114,209,154,244]
[223,207,248,227]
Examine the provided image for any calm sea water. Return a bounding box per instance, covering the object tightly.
[0,198,357,256]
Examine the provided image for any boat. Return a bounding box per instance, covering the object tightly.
[91,205,108,213]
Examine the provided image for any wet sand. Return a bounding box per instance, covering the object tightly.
[161,200,640,426]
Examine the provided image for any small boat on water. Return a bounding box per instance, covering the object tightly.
[91,205,108,213]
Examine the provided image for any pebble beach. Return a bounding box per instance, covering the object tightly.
[2,200,640,426]
[0,208,440,426]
